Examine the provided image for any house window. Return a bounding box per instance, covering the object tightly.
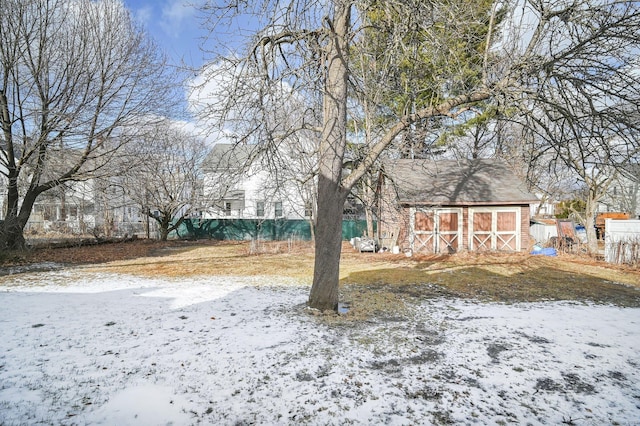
[274,201,283,218]
[224,202,232,216]
[304,202,313,218]
[256,201,265,217]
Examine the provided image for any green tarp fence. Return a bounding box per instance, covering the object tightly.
[172,219,373,241]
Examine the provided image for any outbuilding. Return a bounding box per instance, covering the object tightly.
[529,218,559,245]
[379,159,539,254]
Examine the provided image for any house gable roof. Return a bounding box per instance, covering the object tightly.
[385,158,538,206]
[202,143,258,173]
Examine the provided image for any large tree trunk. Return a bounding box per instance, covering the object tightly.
[0,214,26,250]
[584,190,599,255]
[309,176,348,311]
[364,174,375,239]
[157,215,171,241]
[1,186,39,250]
[308,0,350,312]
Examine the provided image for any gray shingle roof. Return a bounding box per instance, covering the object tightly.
[385,158,538,206]
[202,143,258,173]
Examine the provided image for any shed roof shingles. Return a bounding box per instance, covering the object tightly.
[386,158,538,206]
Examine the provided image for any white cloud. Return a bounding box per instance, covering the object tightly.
[160,0,197,38]
[131,4,153,27]
[187,59,311,148]
[187,60,242,127]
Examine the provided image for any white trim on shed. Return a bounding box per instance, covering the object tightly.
[469,207,522,251]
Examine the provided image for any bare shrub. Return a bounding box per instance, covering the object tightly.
[607,238,640,266]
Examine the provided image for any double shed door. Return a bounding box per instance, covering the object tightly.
[469,207,520,251]
[411,208,463,254]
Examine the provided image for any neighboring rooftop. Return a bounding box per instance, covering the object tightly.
[201,144,259,173]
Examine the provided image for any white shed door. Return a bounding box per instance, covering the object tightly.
[470,208,520,251]
[411,208,462,254]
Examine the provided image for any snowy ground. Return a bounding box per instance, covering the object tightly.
[0,268,639,425]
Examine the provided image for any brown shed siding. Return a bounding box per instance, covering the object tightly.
[520,204,531,251]
[384,204,531,254]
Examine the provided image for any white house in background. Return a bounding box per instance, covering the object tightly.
[0,171,150,238]
[28,179,97,233]
[201,144,314,221]
[598,164,640,219]
[530,195,556,218]
[25,177,149,237]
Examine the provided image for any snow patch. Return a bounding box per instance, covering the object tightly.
[85,385,192,424]
[1,269,639,425]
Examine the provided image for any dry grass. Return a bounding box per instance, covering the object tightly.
[85,240,640,308]
[81,240,317,280]
[5,239,639,314]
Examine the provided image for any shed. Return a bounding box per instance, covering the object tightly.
[379,159,539,254]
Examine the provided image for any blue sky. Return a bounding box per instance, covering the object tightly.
[123,0,206,69]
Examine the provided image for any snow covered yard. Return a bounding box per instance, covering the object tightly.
[1,269,639,425]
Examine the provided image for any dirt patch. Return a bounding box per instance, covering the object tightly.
[535,373,596,394]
